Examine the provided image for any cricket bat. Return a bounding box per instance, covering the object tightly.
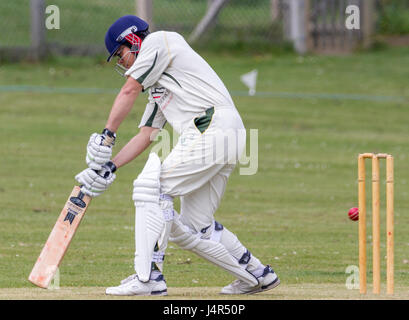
[28,186,92,288]
[29,133,115,288]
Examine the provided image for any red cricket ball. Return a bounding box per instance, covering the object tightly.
[348,207,359,221]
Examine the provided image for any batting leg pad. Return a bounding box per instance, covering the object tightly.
[155,194,175,272]
[132,153,174,282]
[169,214,258,286]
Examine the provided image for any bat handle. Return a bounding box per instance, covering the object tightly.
[78,159,115,195]
[101,128,116,147]
[98,129,116,177]
[77,189,86,201]
[78,129,117,194]
[78,160,115,196]
[94,128,117,178]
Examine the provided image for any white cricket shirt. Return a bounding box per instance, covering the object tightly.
[125,31,237,134]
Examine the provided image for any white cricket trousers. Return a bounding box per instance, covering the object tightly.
[160,106,246,233]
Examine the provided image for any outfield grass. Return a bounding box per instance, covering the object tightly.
[0,46,408,299]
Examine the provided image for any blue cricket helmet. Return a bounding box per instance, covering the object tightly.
[105,15,149,62]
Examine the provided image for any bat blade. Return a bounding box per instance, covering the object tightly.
[28,186,91,288]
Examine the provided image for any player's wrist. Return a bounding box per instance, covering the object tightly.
[102,128,116,138]
[103,160,117,173]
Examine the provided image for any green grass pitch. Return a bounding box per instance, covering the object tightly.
[0,46,408,299]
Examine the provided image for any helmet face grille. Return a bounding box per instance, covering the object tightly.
[114,49,138,77]
[114,62,129,77]
[124,33,142,53]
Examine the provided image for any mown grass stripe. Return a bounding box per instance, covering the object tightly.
[0,85,405,103]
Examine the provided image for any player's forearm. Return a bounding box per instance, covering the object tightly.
[105,90,139,132]
[112,131,153,169]
[105,77,143,132]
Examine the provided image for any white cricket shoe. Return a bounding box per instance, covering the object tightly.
[105,274,168,296]
[220,265,280,295]
[119,273,138,285]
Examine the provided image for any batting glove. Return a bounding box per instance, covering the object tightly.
[86,129,116,171]
[75,161,117,198]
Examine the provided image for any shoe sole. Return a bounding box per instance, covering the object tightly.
[219,277,280,295]
[105,289,168,296]
[251,277,280,294]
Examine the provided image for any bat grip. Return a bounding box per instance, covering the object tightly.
[78,129,117,194]
[101,128,116,147]
[78,160,115,195]
[102,135,114,147]
[96,129,117,177]
[77,190,85,199]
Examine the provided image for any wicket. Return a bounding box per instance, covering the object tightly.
[358,153,394,295]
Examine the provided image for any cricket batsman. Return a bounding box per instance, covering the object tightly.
[75,15,280,296]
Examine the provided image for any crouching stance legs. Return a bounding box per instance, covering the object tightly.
[170,215,280,295]
[106,153,173,296]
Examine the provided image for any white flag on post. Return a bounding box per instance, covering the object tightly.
[240,69,258,96]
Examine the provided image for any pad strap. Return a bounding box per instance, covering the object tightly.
[152,251,165,263]
[160,194,174,222]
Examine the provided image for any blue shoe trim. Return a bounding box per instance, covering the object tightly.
[261,276,279,290]
[153,274,165,282]
[214,221,224,231]
[151,289,167,295]
[261,265,274,277]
